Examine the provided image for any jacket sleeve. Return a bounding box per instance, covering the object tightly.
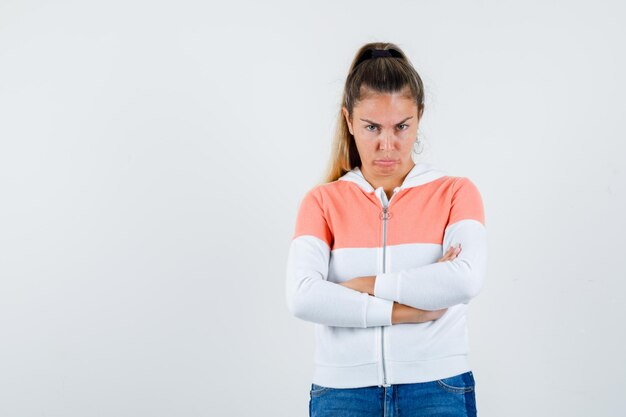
[285,186,394,328]
[373,177,487,311]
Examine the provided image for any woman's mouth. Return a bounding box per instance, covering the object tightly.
[374,159,397,167]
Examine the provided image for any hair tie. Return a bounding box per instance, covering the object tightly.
[354,48,402,68]
[371,49,393,58]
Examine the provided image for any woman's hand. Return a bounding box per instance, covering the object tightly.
[392,302,449,324]
[338,276,376,295]
[438,243,461,262]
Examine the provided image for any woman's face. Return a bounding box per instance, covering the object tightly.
[342,90,422,184]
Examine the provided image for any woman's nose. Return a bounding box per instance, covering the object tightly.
[379,134,395,149]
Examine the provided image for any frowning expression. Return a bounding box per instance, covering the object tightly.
[342,89,422,179]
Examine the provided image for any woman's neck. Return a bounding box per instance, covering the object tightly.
[360,161,415,197]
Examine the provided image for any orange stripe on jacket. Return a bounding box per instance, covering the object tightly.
[292,176,484,250]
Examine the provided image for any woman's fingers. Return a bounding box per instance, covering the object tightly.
[449,244,461,256]
[443,246,456,259]
[437,244,462,262]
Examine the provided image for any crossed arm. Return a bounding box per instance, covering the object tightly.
[338,243,462,295]
[285,230,478,328]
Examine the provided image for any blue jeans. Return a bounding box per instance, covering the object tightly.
[309,371,477,417]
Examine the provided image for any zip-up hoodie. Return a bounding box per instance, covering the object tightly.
[285,162,487,388]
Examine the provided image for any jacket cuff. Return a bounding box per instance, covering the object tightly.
[374,272,400,302]
[365,294,393,327]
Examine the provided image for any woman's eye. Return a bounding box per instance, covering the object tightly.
[365,124,408,132]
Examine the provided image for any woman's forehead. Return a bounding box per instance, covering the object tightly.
[354,95,418,118]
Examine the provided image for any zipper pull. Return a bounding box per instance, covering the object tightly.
[379,207,392,220]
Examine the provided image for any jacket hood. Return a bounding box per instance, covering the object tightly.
[337,162,448,193]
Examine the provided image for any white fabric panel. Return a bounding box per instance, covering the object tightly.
[285,235,393,328]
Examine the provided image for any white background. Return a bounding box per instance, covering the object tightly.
[1,0,625,416]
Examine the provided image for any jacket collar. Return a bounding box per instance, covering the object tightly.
[337,162,447,193]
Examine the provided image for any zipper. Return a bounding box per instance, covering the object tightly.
[378,187,399,388]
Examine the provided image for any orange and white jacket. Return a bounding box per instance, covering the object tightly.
[285,162,487,388]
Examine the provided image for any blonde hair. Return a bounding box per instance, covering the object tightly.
[320,42,426,184]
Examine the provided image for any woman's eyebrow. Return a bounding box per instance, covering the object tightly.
[359,116,414,126]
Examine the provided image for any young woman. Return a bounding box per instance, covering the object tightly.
[286,42,487,417]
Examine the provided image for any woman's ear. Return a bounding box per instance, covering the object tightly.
[342,106,353,135]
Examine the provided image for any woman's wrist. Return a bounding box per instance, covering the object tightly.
[391,302,411,324]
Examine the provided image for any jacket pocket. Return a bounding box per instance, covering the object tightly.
[436,371,475,394]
